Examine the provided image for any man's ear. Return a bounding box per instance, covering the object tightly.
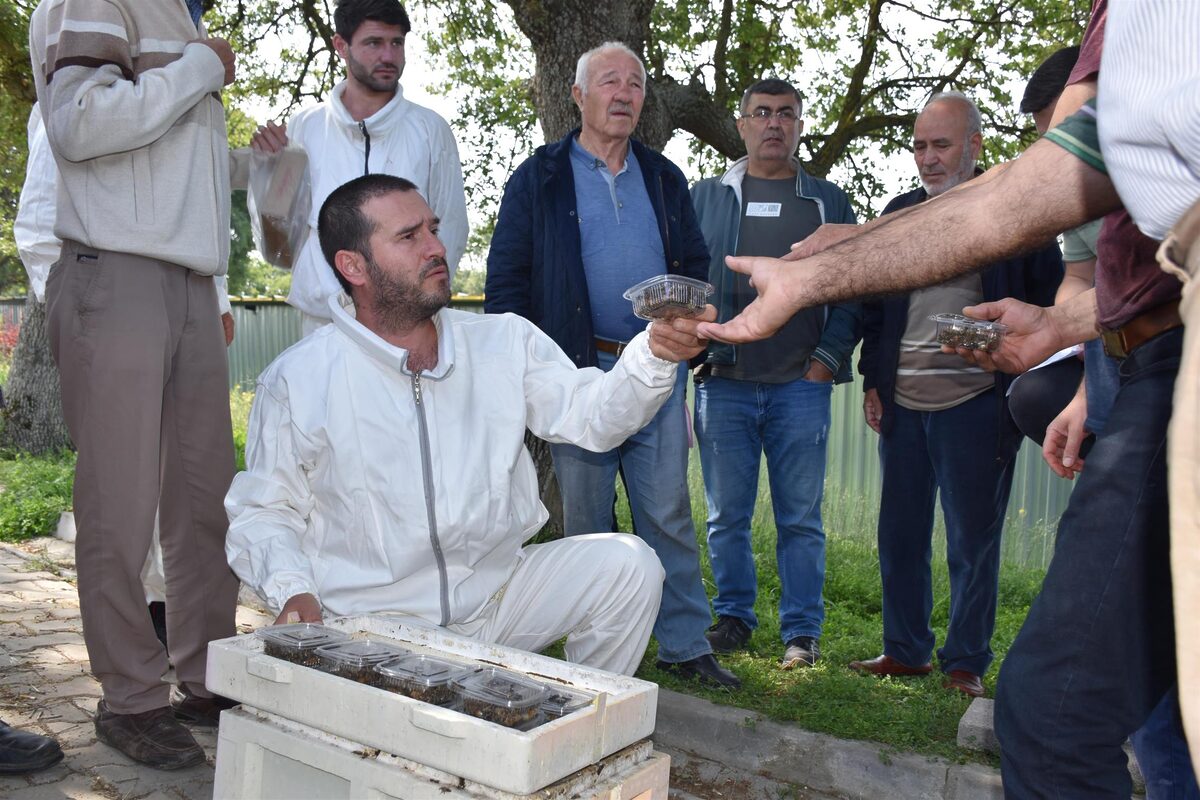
[571,84,584,112]
[333,33,350,61]
[968,131,983,161]
[334,250,369,289]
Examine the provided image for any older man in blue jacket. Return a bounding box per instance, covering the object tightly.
[486,41,739,688]
[691,79,861,670]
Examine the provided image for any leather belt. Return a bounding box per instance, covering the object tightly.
[594,338,628,356]
[1101,299,1182,359]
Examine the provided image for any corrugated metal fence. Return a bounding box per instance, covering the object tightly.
[2,295,1069,568]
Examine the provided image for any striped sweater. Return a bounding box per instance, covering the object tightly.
[28,0,232,276]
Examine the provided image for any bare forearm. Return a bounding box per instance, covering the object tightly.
[795,139,1120,308]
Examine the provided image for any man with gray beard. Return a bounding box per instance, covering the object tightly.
[849,93,1061,698]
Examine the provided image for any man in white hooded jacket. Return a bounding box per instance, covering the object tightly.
[226,174,714,676]
[251,0,468,335]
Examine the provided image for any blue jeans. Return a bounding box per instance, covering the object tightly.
[548,354,712,663]
[1131,686,1200,800]
[995,328,1181,799]
[693,375,832,643]
[877,390,1016,676]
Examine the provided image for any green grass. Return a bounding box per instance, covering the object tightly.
[0,451,76,542]
[620,450,1044,761]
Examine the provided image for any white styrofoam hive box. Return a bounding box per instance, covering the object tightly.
[206,615,659,795]
[213,707,669,800]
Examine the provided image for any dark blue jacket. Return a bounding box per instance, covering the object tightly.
[484,130,710,367]
[858,186,1064,457]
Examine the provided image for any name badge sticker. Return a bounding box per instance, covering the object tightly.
[746,202,782,217]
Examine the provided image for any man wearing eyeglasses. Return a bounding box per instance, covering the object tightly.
[690,79,860,669]
[850,93,1061,698]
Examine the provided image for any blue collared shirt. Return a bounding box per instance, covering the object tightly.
[569,137,665,343]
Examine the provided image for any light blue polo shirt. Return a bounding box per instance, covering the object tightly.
[569,137,665,343]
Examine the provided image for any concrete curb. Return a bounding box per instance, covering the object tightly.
[654,689,1003,800]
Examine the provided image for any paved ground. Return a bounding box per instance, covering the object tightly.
[0,540,274,800]
[0,538,838,800]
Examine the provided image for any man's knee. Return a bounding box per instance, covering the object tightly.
[603,534,666,588]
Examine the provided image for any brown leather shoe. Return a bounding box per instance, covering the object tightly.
[848,654,933,676]
[94,700,205,770]
[943,670,985,698]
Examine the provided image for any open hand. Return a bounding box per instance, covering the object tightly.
[697,255,804,343]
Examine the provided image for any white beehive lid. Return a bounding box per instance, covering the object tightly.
[205,615,658,794]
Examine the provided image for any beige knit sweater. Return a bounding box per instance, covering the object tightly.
[29,0,233,276]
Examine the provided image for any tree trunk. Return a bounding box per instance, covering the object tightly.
[506,0,672,149]
[2,290,72,454]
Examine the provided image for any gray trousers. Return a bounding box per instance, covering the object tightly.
[46,240,238,714]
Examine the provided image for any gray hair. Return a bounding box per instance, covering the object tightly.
[923,91,982,137]
[574,41,646,94]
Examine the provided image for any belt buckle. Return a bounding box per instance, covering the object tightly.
[1100,327,1129,360]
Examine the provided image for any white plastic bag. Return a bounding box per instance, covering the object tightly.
[247,146,312,270]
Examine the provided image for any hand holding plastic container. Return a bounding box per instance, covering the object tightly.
[931,313,1008,352]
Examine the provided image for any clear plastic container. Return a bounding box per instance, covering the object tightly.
[539,686,594,721]
[315,639,407,686]
[375,654,468,706]
[453,668,549,729]
[930,313,1008,352]
[257,624,349,668]
[623,275,713,321]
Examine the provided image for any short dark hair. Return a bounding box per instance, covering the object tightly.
[1020,46,1079,114]
[334,0,411,42]
[318,174,419,296]
[740,79,803,116]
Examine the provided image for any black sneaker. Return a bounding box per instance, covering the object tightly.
[94,700,205,770]
[781,636,821,669]
[705,615,752,653]
[655,653,742,689]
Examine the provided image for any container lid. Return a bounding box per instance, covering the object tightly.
[256,623,348,651]
[376,654,468,687]
[453,668,549,710]
[539,686,594,717]
[929,312,1007,332]
[315,638,406,667]
[621,275,714,320]
[622,274,713,298]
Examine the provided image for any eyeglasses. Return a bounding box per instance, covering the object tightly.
[741,108,800,123]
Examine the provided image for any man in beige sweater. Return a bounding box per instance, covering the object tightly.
[30,0,241,770]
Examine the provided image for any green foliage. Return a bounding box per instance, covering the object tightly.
[0,1,35,293]
[230,388,256,471]
[0,451,75,542]
[451,268,486,296]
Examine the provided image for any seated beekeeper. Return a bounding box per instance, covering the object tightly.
[225,174,714,676]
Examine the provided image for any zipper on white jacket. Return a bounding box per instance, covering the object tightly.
[358,120,371,175]
[411,371,450,626]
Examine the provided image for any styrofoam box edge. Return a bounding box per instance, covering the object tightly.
[206,615,658,795]
[214,707,668,800]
